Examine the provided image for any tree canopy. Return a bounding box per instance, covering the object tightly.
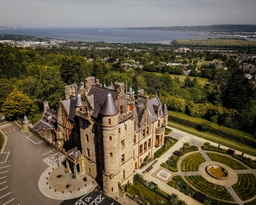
[2,87,33,119]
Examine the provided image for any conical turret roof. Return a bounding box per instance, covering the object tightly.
[75,93,83,107]
[23,115,30,125]
[101,92,118,116]
[163,103,168,116]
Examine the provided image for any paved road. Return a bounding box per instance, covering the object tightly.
[0,121,132,205]
[0,121,62,205]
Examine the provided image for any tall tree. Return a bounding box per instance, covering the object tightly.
[0,78,14,109]
[222,69,254,111]
[2,87,33,119]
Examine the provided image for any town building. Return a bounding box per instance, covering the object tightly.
[31,76,168,199]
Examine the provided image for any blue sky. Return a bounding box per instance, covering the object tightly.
[1,0,256,28]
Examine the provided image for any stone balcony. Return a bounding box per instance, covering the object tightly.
[155,126,165,134]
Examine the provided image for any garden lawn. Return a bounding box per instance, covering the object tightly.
[126,184,169,205]
[168,121,256,156]
[181,153,205,172]
[206,153,247,170]
[232,174,256,201]
[185,175,234,201]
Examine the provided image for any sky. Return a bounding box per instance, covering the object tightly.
[1,0,256,28]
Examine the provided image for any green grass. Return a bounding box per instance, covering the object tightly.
[245,198,256,205]
[170,74,208,86]
[154,72,208,87]
[164,127,172,135]
[173,38,256,47]
[181,153,205,172]
[185,175,234,201]
[125,184,169,205]
[232,174,256,201]
[154,137,177,159]
[168,120,256,157]
[206,153,247,170]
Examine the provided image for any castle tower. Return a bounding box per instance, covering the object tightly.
[101,92,120,197]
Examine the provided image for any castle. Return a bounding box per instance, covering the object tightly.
[32,76,168,198]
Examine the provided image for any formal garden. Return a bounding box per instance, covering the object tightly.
[167,143,256,205]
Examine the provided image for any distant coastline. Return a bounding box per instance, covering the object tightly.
[0,25,256,44]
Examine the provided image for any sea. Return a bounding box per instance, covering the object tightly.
[0,27,255,44]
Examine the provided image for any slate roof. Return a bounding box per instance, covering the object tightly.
[87,85,119,119]
[61,96,76,122]
[33,108,56,132]
[148,96,162,122]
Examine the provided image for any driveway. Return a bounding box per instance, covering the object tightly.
[0,121,62,205]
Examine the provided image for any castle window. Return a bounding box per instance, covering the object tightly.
[148,138,151,148]
[125,124,127,130]
[135,162,137,169]
[110,152,113,157]
[111,187,114,192]
[108,119,111,125]
[119,128,121,134]
[123,170,125,179]
[120,105,123,114]
[158,120,160,127]
[133,135,136,144]
[144,141,147,151]
[86,134,89,142]
[109,136,112,141]
[143,129,145,137]
[88,168,91,173]
[146,127,149,134]
[139,144,143,154]
[86,148,90,157]
[121,139,125,149]
[121,154,125,163]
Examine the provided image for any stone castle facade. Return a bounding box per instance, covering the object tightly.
[32,76,168,198]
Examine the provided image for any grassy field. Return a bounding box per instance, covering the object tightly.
[181,153,205,172]
[173,38,256,47]
[154,72,209,87]
[168,120,256,157]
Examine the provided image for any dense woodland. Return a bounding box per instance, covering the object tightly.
[0,41,256,139]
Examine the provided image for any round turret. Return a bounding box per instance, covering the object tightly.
[75,94,83,107]
[101,92,118,116]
